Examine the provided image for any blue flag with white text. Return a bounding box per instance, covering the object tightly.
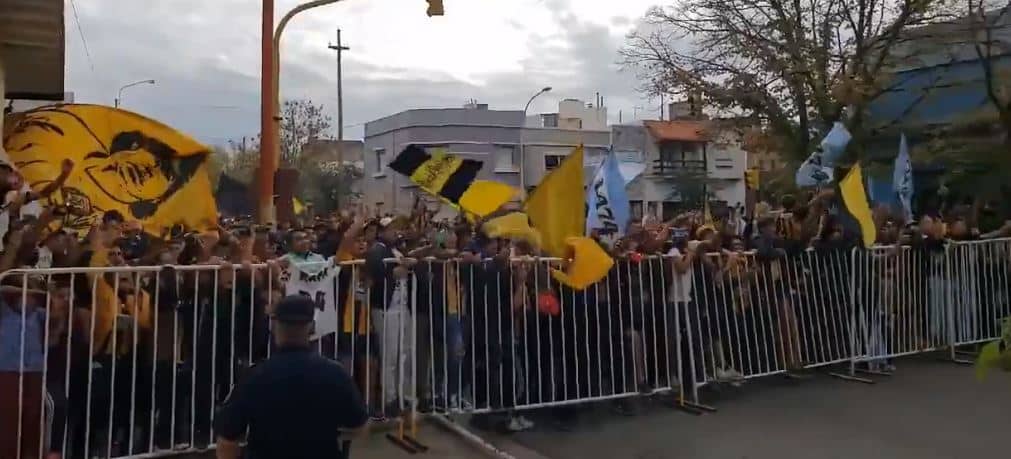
[796,122,851,187]
[586,150,631,236]
[893,133,914,221]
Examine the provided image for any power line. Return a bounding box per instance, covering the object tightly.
[69,0,95,73]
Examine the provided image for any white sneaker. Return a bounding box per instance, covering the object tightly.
[451,394,474,411]
[507,417,526,432]
[518,416,535,430]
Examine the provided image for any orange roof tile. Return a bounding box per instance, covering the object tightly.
[643,120,709,142]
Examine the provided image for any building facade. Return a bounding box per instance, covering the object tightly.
[363,100,610,215]
[611,118,748,221]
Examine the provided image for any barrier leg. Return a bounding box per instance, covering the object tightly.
[386,418,421,454]
[948,345,977,365]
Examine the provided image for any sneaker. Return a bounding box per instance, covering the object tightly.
[517,415,535,430]
[506,417,526,432]
[450,394,474,411]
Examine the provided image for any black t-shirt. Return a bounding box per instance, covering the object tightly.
[213,346,367,459]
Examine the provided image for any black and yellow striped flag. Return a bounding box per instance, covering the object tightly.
[388,145,516,217]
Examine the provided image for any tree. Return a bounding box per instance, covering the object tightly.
[967,0,1011,144]
[298,161,364,215]
[280,99,333,166]
[912,2,1010,204]
[621,0,952,161]
[216,135,261,185]
[217,98,359,215]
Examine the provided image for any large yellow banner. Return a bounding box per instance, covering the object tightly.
[2,104,218,235]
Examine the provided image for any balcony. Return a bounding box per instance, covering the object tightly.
[652,158,707,176]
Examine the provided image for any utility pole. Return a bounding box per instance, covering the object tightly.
[328,29,350,163]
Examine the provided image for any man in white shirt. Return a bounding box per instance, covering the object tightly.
[666,243,695,392]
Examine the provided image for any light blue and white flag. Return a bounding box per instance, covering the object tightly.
[893,133,914,220]
[796,122,852,188]
[586,150,631,236]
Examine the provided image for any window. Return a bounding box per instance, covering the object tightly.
[662,201,680,221]
[542,114,558,128]
[630,200,643,219]
[373,148,386,175]
[714,157,734,169]
[544,154,565,171]
[494,146,518,172]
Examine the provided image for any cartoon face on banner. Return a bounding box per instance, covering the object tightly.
[2,104,218,235]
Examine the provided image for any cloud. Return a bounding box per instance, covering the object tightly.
[62,0,660,145]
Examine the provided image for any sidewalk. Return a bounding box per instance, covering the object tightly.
[176,417,514,459]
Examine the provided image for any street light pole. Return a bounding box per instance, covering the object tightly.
[115,79,155,108]
[519,86,551,196]
[259,0,443,224]
[260,0,343,225]
[258,0,276,224]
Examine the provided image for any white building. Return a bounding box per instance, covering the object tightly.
[611,113,748,220]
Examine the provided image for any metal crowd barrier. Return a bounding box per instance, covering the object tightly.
[0,259,419,459]
[4,239,1011,458]
[413,256,687,418]
[688,249,857,397]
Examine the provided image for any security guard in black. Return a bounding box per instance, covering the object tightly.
[214,295,368,459]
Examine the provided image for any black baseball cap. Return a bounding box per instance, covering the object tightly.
[271,295,315,323]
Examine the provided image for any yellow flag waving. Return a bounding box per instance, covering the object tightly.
[482,211,542,248]
[525,145,585,258]
[839,163,876,248]
[551,236,614,290]
[3,105,218,235]
[293,197,307,215]
[524,145,611,291]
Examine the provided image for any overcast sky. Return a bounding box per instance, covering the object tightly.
[64,0,663,146]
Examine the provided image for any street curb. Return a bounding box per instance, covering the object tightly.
[428,415,553,459]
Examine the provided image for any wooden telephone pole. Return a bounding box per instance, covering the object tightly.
[328,29,350,163]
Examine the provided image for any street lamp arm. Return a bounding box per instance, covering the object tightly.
[519,87,551,195]
[523,94,539,113]
[273,0,342,46]
[117,79,155,99]
[271,0,344,139]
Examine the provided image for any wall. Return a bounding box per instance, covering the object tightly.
[520,127,610,186]
[363,107,526,213]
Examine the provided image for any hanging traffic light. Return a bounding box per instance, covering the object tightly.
[745,168,760,190]
[426,0,444,16]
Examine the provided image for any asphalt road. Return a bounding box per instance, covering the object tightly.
[501,356,1010,459]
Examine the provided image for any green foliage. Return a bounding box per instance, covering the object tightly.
[296,161,364,215]
[621,0,956,161]
[217,99,359,215]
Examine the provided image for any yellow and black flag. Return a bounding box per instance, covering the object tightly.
[3,104,219,235]
[388,145,516,217]
[839,162,876,248]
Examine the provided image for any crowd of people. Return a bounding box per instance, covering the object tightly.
[1,183,1010,458]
